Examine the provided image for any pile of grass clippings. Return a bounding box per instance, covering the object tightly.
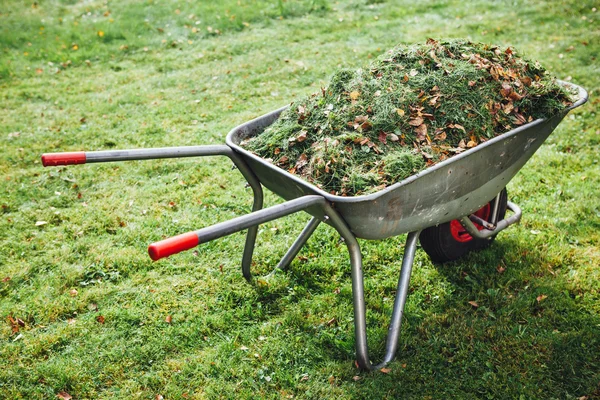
[242,39,573,196]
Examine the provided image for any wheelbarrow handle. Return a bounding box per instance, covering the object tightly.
[148,195,325,261]
[41,145,234,167]
[148,232,199,261]
[42,152,87,166]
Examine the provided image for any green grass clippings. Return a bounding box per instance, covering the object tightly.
[244,39,573,195]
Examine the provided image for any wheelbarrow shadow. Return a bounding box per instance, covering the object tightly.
[356,236,600,397]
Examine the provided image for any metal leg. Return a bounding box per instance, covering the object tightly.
[273,217,321,272]
[225,152,264,282]
[319,201,421,370]
[371,231,420,370]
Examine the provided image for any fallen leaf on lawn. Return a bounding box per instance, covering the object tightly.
[240,345,249,351]
[378,131,387,144]
[165,315,172,323]
[2,276,10,282]
[300,374,309,382]
[396,108,405,116]
[467,140,477,148]
[350,91,360,100]
[69,289,78,297]
[96,315,105,324]
[497,265,506,274]
[380,367,391,374]
[468,301,479,308]
[88,303,98,312]
[56,392,72,400]
[387,133,399,142]
[468,80,476,87]
[156,395,164,400]
[536,294,548,303]
[35,221,48,226]
[352,375,362,381]
[328,376,335,385]
[7,316,19,334]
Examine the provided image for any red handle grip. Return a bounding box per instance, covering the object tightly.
[41,152,87,167]
[148,232,199,261]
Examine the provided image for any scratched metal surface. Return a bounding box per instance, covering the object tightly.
[226,82,587,240]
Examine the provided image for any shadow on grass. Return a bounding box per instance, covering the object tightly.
[362,238,600,398]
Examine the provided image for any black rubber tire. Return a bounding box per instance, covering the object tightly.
[419,189,508,263]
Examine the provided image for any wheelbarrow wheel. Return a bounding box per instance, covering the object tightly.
[419,188,508,263]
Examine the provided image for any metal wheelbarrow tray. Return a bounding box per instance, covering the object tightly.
[41,81,588,371]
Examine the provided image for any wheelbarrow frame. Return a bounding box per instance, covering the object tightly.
[41,81,588,371]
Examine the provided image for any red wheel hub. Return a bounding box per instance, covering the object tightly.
[450,203,491,243]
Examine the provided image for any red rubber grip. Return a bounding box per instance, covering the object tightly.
[148,232,199,261]
[41,152,86,167]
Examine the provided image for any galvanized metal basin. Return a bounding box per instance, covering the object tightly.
[227,81,587,240]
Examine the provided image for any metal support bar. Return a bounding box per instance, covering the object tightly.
[274,217,321,272]
[490,192,501,225]
[459,201,522,240]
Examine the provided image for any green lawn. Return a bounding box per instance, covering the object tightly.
[1,0,599,398]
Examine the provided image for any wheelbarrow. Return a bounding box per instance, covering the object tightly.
[41,81,587,371]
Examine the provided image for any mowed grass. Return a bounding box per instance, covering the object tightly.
[1,0,599,398]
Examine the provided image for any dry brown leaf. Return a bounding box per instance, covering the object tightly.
[165,315,172,323]
[352,375,362,381]
[468,301,479,308]
[415,124,427,140]
[409,117,424,126]
[434,130,446,141]
[295,153,308,170]
[500,83,513,98]
[508,91,523,101]
[536,294,548,303]
[296,130,308,142]
[96,315,105,324]
[396,108,405,116]
[350,91,360,100]
[378,131,387,144]
[380,367,391,374]
[467,140,477,148]
[56,392,72,400]
[7,316,19,334]
[387,133,399,142]
[69,289,78,297]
